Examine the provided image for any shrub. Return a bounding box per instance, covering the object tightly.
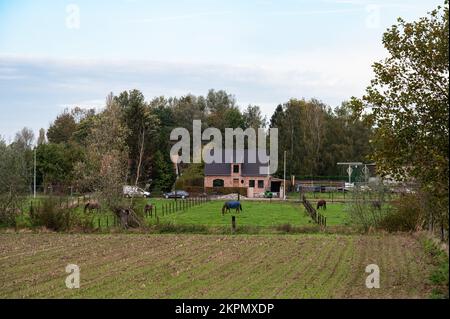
[423,238,449,299]
[152,222,208,234]
[0,194,24,227]
[276,223,293,233]
[205,187,247,196]
[31,197,73,231]
[378,194,425,232]
[347,199,386,232]
[174,163,204,190]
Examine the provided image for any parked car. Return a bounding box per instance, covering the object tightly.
[123,185,151,198]
[263,191,273,198]
[344,182,355,191]
[163,190,189,199]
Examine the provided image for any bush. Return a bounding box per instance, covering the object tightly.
[378,194,425,232]
[423,238,449,299]
[152,222,208,234]
[276,223,293,233]
[174,163,204,189]
[0,194,24,227]
[205,187,247,196]
[31,197,74,231]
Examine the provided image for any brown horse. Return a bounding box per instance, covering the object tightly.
[317,199,327,210]
[84,201,100,213]
[371,201,381,210]
[144,203,153,216]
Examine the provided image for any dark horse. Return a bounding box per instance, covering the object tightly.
[222,201,242,215]
[144,203,153,216]
[317,199,327,210]
[84,201,100,213]
[372,201,381,210]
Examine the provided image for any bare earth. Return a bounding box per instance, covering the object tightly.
[0,233,434,298]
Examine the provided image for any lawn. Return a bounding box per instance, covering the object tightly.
[0,233,436,298]
[142,200,350,227]
[11,196,350,231]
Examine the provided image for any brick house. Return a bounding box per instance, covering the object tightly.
[204,149,283,197]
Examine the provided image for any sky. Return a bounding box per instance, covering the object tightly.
[0,0,444,141]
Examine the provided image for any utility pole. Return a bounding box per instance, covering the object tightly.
[33,146,36,199]
[283,150,286,200]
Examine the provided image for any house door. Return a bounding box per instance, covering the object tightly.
[233,178,239,187]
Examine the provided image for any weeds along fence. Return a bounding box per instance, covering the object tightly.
[27,195,122,231]
[301,195,326,227]
[144,197,210,221]
[26,196,211,231]
[294,185,405,203]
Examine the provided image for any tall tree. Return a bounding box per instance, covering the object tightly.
[206,89,238,131]
[115,90,160,186]
[74,95,129,207]
[351,2,449,234]
[302,99,327,176]
[243,105,267,129]
[37,128,46,145]
[47,110,77,144]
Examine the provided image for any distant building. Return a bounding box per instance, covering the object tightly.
[204,149,284,197]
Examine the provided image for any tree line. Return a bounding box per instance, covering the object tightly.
[1,89,372,196]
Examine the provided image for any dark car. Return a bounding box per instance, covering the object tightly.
[163,190,189,199]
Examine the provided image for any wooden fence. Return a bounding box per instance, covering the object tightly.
[144,197,210,220]
[302,195,326,227]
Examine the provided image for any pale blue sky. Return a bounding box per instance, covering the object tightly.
[0,0,444,140]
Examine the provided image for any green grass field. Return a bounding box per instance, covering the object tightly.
[143,200,350,227]
[0,233,436,298]
[12,197,351,231]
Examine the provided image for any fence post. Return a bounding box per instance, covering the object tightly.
[231,215,236,233]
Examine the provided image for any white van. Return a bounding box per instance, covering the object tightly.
[123,185,151,198]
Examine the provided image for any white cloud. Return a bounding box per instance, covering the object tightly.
[0,50,384,137]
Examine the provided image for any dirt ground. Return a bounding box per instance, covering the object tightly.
[0,232,435,298]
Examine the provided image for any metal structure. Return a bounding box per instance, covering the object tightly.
[337,162,377,184]
[337,162,363,184]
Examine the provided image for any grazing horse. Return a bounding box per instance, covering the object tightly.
[317,199,327,210]
[372,201,381,210]
[222,201,242,215]
[144,203,153,216]
[84,201,100,213]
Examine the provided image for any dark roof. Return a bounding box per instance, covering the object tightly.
[204,149,270,177]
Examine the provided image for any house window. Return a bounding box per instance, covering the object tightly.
[213,179,224,187]
[249,180,255,188]
[233,165,239,173]
[258,180,264,188]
